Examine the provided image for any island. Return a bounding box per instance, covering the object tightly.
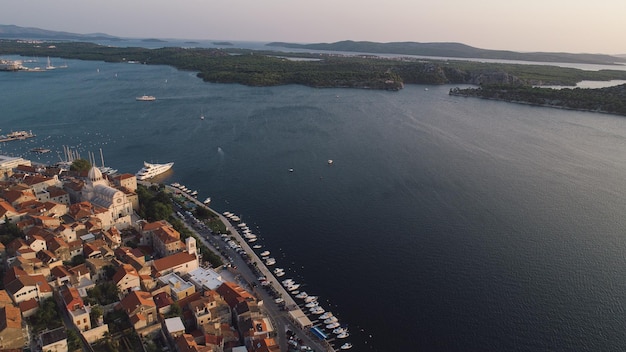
[3,39,626,114]
[212,41,233,46]
[449,84,626,117]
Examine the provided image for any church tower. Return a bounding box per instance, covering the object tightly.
[186,237,197,258]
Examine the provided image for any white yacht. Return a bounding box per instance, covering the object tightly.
[340,343,353,350]
[287,284,300,291]
[310,306,324,314]
[326,322,340,329]
[333,327,347,335]
[203,197,211,204]
[319,312,333,320]
[265,257,276,266]
[304,296,318,303]
[136,95,156,101]
[136,161,174,180]
[260,251,270,257]
[324,316,338,324]
[305,301,319,308]
[337,331,350,339]
[295,291,308,299]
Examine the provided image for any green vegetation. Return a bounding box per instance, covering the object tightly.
[70,158,92,172]
[84,282,120,306]
[28,297,62,333]
[0,218,24,245]
[450,84,626,116]
[137,184,223,267]
[268,40,626,65]
[67,329,83,352]
[6,39,626,91]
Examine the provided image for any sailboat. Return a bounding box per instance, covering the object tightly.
[45,57,55,70]
[200,108,205,120]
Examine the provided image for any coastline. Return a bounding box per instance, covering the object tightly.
[166,184,339,352]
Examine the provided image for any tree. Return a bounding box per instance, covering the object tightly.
[90,305,103,326]
[70,158,92,172]
[67,329,82,352]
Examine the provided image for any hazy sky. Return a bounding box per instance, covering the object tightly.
[3,0,626,54]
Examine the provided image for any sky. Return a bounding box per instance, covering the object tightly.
[2,0,626,55]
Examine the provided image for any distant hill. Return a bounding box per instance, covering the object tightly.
[267,40,626,66]
[0,24,119,41]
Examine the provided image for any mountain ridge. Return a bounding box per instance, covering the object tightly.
[0,24,119,41]
[267,40,626,65]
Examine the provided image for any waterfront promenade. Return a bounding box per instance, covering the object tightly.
[166,184,336,352]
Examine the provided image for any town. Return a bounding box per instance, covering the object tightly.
[0,154,343,352]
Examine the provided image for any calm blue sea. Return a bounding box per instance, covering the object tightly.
[3,55,626,352]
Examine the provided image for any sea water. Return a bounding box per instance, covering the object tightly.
[3,56,626,351]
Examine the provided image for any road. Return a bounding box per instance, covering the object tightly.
[170,186,337,352]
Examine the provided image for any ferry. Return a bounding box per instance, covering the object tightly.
[136,95,156,101]
[135,161,174,180]
[0,130,36,142]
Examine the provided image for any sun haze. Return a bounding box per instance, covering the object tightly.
[1,0,625,54]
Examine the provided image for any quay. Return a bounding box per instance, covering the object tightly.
[165,184,340,352]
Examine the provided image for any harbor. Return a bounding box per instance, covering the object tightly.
[169,183,353,351]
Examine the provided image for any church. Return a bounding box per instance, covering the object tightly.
[80,166,134,230]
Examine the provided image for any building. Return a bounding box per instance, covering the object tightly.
[0,305,24,350]
[60,285,91,332]
[38,327,67,352]
[158,273,195,301]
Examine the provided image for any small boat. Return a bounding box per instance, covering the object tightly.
[325,322,340,329]
[304,296,318,303]
[252,245,262,249]
[337,331,350,339]
[238,223,247,228]
[310,306,325,314]
[203,197,211,204]
[319,312,333,320]
[287,284,300,291]
[328,159,333,165]
[273,267,283,274]
[260,251,270,257]
[333,327,347,335]
[295,291,308,299]
[191,190,198,196]
[282,279,295,285]
[305,301,319,308]
[275,271,285,277]
[136,95,156,101]
[171,182,180,188]
[247,238,257,243]
[324,316,338,324]
[340,343,353,350]
[289,168,294,172]
[265,258,276,266]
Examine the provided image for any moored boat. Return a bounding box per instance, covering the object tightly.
[136,161,174,180]
[304,296,318,303]
[326,322,339,329]
[337,331,350,339]
[295,291,308,299]
[260,251,270,257]
[319,312,333,320]
[340,342,353,350]
[324,316,338,324]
